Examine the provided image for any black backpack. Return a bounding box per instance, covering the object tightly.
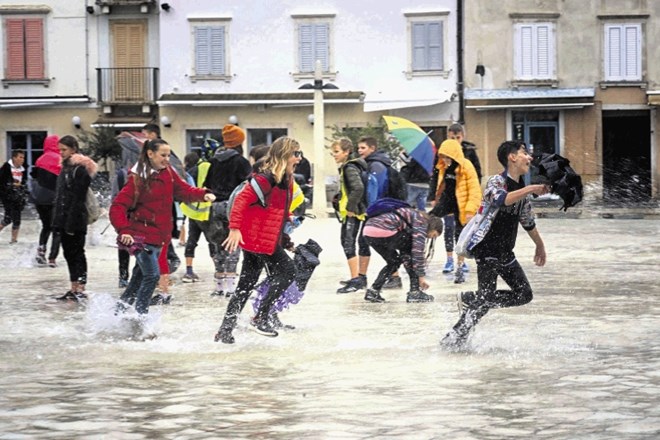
[386,167,407,201]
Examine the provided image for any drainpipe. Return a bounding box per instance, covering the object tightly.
[457,0,464,124]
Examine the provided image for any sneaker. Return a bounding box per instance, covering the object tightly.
[56,291,78,302]
[35,254,47,267]
[454,268,466,284]
[118,278,129,289]
[48,259,57,268]
[364,288,385,303]
[336,276,367,294]
[339,274,366,287]
[439,329,469,351]
[150,293,172,306]
[214,329,235,344]
[406,290,434,303]
[270,313,295,330]
[461,262,470,273]
[382,275,403,290]
[249,318,279,337]
[442,259,455,273]
[210,289,224,297]
[181,272,201,283]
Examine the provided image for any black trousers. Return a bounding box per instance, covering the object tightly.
[470,251,533,310]
[365,231,419,291]
[60,231,87,284]
[340,217,365,259]
[35,204,60,260]
[221,246,295,330]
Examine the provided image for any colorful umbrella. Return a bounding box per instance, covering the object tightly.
[382,116,436,175]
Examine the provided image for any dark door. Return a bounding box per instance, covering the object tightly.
[602,111,651,204]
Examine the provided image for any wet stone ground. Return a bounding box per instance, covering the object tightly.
[0,217,658,439]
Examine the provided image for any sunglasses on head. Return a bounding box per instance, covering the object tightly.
[292,151,302,158]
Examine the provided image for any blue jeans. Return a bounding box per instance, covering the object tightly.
[120,244,162,314]
[406,185,429,210]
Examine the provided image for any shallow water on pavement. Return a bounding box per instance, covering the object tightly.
[0,218,659,439]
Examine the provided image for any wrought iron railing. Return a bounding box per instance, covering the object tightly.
[96,67,159,104]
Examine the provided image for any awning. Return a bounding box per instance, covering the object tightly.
[363,89,453,112]
[157,91,363,107]
[465,87,595,110]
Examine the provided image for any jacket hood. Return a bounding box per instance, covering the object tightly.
[438,139,466,163]
[66,153,98,178]
[34,135,63,175]
[365,150,392,167]
[43,135,60,154]
[462,140,477,150]
[214,147,240,163]
[346,157,368,171]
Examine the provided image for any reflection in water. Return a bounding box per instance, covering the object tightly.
[0,218,659,438]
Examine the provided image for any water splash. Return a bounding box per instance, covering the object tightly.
[84,292,161,342]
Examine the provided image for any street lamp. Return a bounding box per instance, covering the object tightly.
[299,60,338,217]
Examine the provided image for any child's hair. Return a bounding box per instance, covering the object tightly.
[142,123,161,138]
[357,136,378,149]
[136,139,169,188]
[497,140,526,168]
[58,135,80,152]
[424,213,444,236]
[448,123,465,136]
[183,152,199,170]
[249,144,270,163]
[11,149,25,158]
[331,137,354,153]
[263,137,300,184]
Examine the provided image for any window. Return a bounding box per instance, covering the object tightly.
[604,23,642,81]
[190,20,230,81]
[7,131,47,167]
[405,12,448,78]
[513,22,555,80]
[248,129,288,150]
[292,15,335,80]
[4,17,45,81]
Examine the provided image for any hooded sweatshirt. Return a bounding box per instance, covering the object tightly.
[30,135,61,205]
[203,147,252,201]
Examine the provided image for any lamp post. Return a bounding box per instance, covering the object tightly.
[300,60,338,218]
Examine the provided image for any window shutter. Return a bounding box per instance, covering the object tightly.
[195,27,210,75]
[606,25,622,78]
[299,24,313,72]
[519,25,534,78]
[536,24,550,77]
[314,23,329,71]
[412,23,426,70]
[6,19,26,80]
[624,25,639,79]
[427,22,443,70]
[210,26,225,75]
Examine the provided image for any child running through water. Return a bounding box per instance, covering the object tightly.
[362,203,443,303]
[110,139,215,317]
[214,136,301,344]
[440,140,549,350]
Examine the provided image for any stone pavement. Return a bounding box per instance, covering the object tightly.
[0,216,658,439]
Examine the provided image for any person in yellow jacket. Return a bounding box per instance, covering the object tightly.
[430,139,481,284]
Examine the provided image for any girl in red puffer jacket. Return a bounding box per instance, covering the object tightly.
[215,136,301,344]
[110,139,215,316]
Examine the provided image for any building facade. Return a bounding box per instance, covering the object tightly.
[464,0,659,203]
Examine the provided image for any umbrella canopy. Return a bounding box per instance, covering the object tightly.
[382,115,436,175]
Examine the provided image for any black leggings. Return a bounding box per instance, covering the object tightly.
[473,252,533,309]
[1,199,22,230]
[35,204,60,260]
[366,231,419,291]
[60,231,87,284]
[340,217,364,259]
[221,246,295,328]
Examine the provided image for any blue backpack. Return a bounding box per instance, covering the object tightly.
[346,162,378,207]
[365,197,413,232]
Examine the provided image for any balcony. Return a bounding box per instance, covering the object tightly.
[96,67,159,105]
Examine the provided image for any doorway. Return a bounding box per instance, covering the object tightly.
[602,110,651,204]
[512,111,559,183]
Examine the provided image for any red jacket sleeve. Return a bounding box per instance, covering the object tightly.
[170,166,207,203]
[109,174,137,234]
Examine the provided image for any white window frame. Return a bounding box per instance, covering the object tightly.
[405,12,449,79]
[513,21,556,81]
[292,14,336,81]
[188,18,231,82]
[603,23,642,82]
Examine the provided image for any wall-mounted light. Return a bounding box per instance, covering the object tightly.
[101,5,110,14]
[72,116,82,129]
[228,114,239,125]
[160,115,171,128]
[86,5,94,14]
[307,114,315,125]
[161,2,171,12]
[140,4,149,13]
[475,64,485,76]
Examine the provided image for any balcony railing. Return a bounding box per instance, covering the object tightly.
[96,67,159,104]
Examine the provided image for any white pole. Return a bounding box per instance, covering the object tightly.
[312,60,327,218]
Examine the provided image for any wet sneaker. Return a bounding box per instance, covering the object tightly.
[364,288,385,303]
[336,276,367,294]
[35,254,47,266]
[48,259,57,268]
[442,259,454,273]
[118,278,129,289]
[439,329,469,351]
[454,268,466,284]
[249,318,279,337]
[210,289,224,297]
[461,262,470,273]
[269,313,295,330]
[181,272,200,283]
[150,293,172,305]
[56,291,85,302]
[382,276,403,290]
[406,290,434,303]
[214,329,235,344]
